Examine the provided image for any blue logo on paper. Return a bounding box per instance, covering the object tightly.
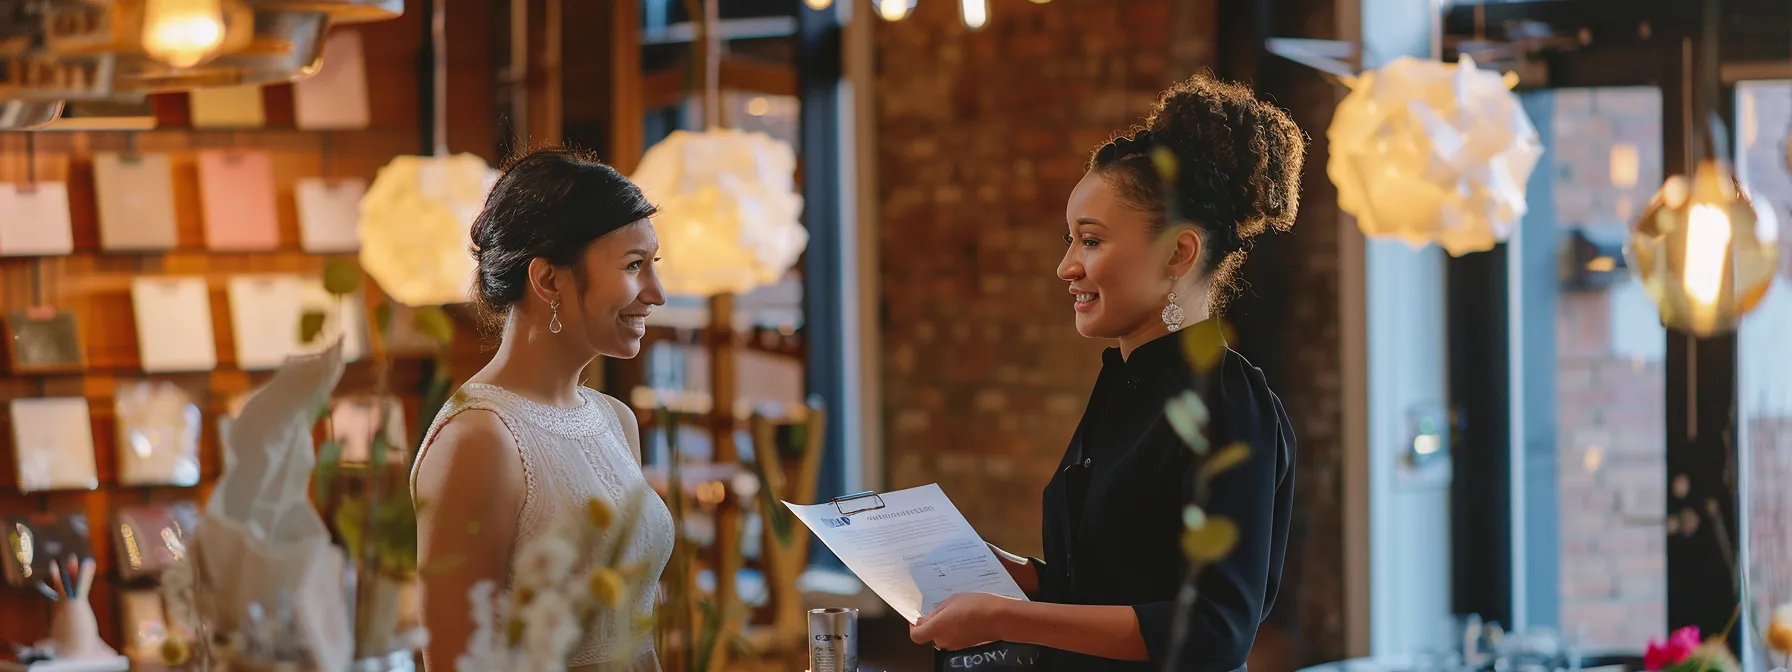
[822,517,852,528]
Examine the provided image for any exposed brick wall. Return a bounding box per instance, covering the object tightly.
[873,0,1346,667]
[1550,87,1669,651]
[876,0,1169,553]
[1246,0,1348,663]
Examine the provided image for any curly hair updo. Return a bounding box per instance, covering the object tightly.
[1088,74,1307,315]
[469,147,658,317]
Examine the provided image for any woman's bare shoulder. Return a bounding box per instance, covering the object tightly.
[414,409,524,498]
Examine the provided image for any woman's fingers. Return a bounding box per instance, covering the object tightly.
[910,618,935,644]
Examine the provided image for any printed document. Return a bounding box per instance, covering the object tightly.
[784,483,1028,623]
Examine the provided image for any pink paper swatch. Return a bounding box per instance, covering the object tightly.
[294,30,372,130]
[197,150,280,251]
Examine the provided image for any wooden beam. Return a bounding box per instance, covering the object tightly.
[640,56,799,111]
[609,0,643,172]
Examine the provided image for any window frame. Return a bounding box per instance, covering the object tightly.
[1444,0,1744,653]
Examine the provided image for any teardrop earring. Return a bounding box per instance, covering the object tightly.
[1162,288,1186,332]
[548,297,563,334]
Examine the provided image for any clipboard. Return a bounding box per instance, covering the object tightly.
[830,490,887,517]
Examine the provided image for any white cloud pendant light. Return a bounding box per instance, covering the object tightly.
[631,128,808,297]
[1327,54,1543,256]
[357,153,498,307]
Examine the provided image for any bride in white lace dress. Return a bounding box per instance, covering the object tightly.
[411,148,676,672]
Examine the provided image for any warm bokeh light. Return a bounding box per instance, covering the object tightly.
[878,0,915,21]
[1683,203,1734,307]
[960,0,988,29]
[1627,159,1781,336]
[141,0,227,69]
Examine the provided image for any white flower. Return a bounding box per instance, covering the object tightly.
[518,591,581,668]
[511,534,577,590]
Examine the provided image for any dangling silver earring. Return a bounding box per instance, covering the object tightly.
[1162,288,1186,332]
[548,297,563,334]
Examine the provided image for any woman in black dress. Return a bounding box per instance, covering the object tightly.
[908,75,1302,672]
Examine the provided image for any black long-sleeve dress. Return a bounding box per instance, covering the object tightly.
[1031,321,1295,672]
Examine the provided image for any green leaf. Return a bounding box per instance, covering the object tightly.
[323,258,361,296]
[298,311,328,344]
[1199,442,1252,481]
[1181,516,1238,562]
[371,429,391,471]
[374,300,394,342]
[1150,146,1179,182]
[414,306,455,346]
[1180,319,1232,373]
[1164,391,1210,454]
[335,499,367,557]
[313,440,344,504]
[1182,505,1206,530]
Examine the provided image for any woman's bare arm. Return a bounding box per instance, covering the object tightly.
[413,410,525,672]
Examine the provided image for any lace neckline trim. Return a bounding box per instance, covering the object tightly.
[455,383,611,438]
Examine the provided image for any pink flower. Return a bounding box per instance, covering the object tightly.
[1645,627,1702,670]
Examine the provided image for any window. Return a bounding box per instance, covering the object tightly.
[1546,87,1669,650]
[1482,86,1672,650]
[1735,80,1792,665]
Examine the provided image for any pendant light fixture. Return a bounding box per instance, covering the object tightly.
[357,0,499,307]
[1626,19,1780,337]
[630,0,808,299]
[139,0,236,69]
[875,0,917,21]
[960,0,988,30]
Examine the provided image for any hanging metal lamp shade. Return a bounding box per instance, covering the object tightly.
[0,0,402,128]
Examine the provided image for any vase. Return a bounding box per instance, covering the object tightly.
[50,599,117,659]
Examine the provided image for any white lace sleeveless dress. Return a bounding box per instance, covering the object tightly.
[414,383,676,672]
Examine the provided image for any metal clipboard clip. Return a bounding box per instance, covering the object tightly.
[831,490,887,517]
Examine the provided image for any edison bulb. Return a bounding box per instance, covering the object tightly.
[960,0,988,29]
[141,0,228,68]
[1626,158,1781,337]
[876,0,917,21]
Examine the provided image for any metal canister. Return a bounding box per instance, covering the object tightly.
[808,607,859,672]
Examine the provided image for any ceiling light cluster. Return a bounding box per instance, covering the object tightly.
[802,0,1048,30]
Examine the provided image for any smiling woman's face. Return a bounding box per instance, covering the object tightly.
[567,219,665,359]
[1057,171,1194,345]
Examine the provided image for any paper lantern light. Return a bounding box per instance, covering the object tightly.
[631,128,808,297]
[358,154,498,307]
[1327,54,1543,256]
[1626,158,1781,337]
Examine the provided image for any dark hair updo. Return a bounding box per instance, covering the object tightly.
[469,147,658,316]
[1088,74,1307,315]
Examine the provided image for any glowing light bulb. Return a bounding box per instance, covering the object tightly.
[1683,203,1733,306]
[961,0,988,29]
[1626,158,1781,337]
[1610,143,1639,190]
[877,0,916,21]
[141,0,227,69]
[803,0,833,8]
